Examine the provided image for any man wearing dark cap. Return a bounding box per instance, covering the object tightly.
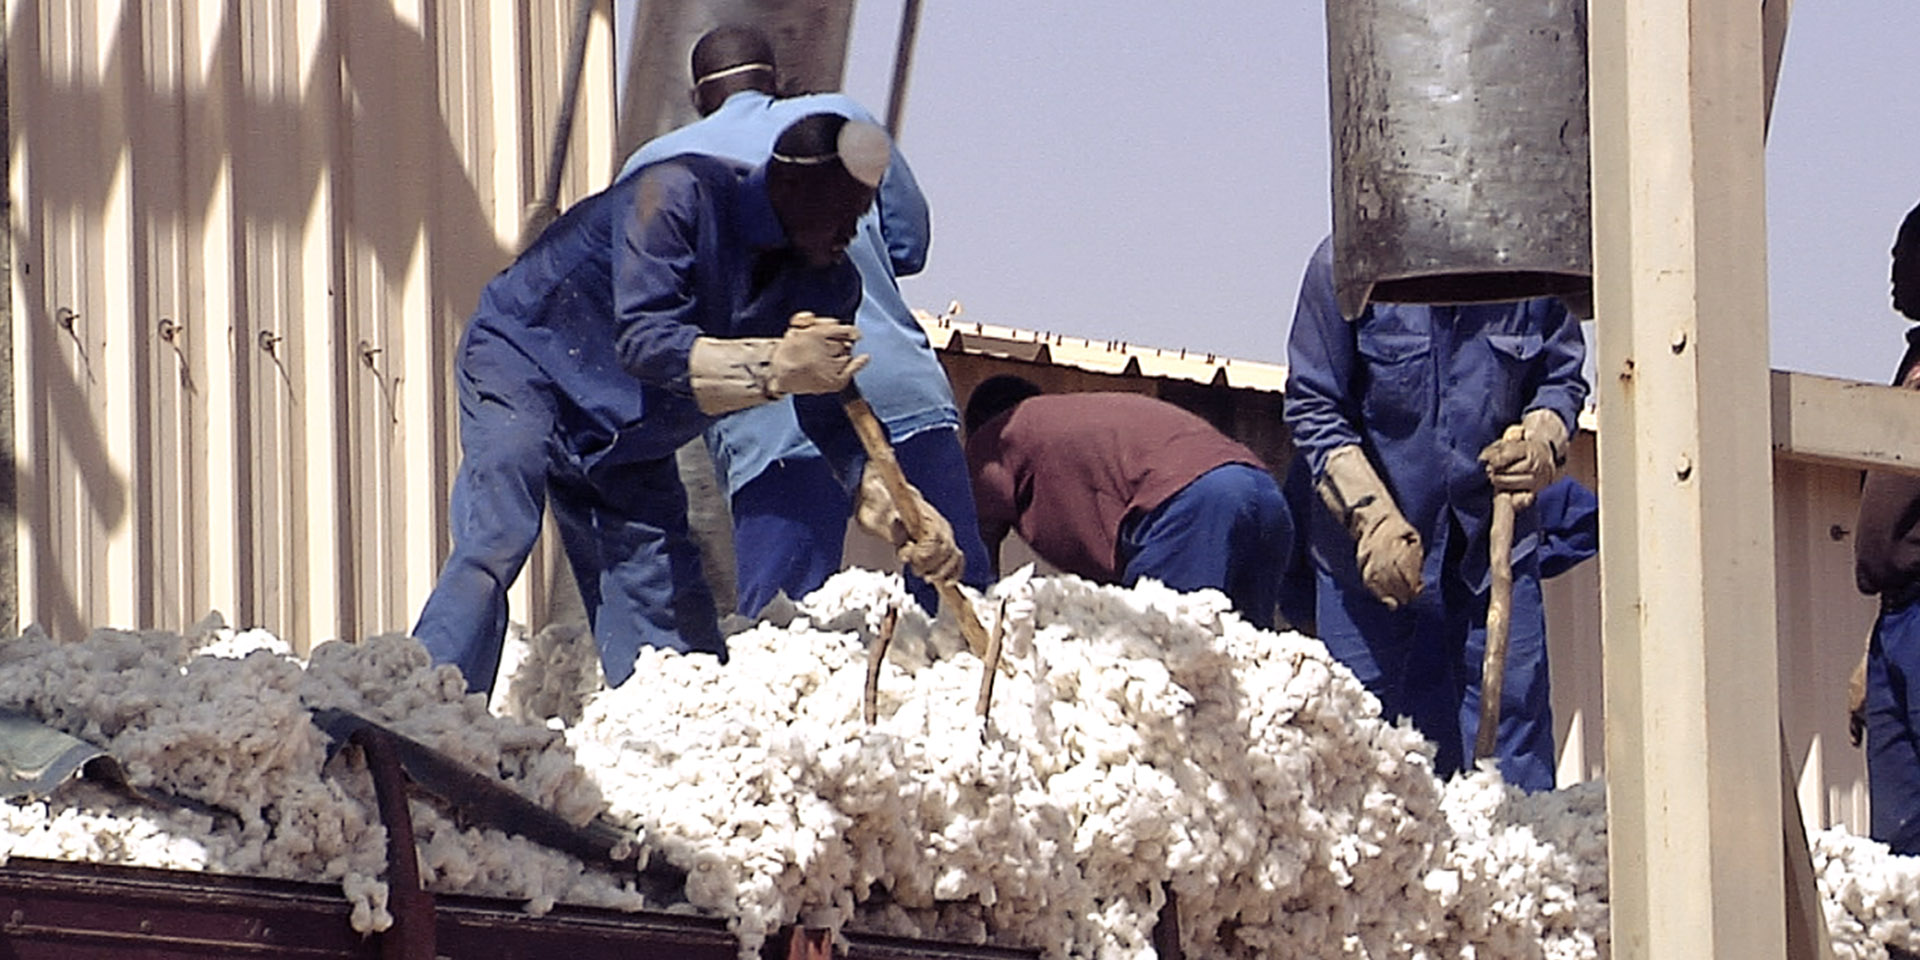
[961,376,1293,630]
[1853,199,1920,855]
[413,113,959,695]
[617,24,990,619]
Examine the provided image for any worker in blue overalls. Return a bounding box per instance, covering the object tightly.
[617,25,991,618]
[1285,236,1589,791]
[413,113,961,694]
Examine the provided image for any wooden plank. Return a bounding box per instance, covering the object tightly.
[1772,369,1920,475]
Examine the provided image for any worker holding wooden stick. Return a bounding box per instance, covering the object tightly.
[1284,236,1586,791]
[413,113,958,694]
[617,26,991,618]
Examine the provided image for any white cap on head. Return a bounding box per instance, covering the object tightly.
[836,121,890,189]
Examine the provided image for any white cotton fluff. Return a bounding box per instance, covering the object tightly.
[3,571,1919,960]
[1814,829,1920,960]
[572,569,1551,958]
[0,624,650,931]
[492,620,604,727]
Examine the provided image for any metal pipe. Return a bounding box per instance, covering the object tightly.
[883,0,924,138]
[353,727,436,960]
[522,0,601,249]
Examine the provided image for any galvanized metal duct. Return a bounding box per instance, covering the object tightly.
[1325,0,1593,319]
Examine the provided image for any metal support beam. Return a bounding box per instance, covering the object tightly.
[1589,0,1786,957]
[1772,369,1920,475]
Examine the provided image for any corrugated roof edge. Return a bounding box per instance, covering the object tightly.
[913,307,1601,434]
[914,309,1290,394]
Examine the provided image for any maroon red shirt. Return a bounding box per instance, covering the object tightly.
[965,392,1266,581]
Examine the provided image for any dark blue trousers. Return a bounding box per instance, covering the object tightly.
[1315,544,1555,792]
[729,426,992,617]
[1117,463,1293,631]
[413,327,722,695]
[1867,599,1920,854]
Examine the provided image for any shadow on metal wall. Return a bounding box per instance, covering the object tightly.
[8,0,550,645]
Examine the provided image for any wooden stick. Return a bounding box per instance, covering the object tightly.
[1475,488,1519,763]
[975,598,1009,719]
[839,385,995,660]
[864,605,899,726]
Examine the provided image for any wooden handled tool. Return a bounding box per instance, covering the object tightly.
[838,384,995,661]
[1474,424,1527,764]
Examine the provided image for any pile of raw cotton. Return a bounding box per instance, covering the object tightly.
[3,568,1920,960]
[569,567,1614,958]
[0,616,650,931]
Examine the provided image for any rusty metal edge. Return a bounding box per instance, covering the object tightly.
[0,860,1047,959]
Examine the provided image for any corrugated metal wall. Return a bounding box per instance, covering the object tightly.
[9,0,617,652]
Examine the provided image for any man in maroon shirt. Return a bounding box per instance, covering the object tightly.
[963,376,1294,629]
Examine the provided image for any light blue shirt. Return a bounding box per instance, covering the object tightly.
[619,90,959,496]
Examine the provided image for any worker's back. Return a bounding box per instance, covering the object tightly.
[966,392,1263,581]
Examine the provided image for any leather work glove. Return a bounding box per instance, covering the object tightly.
[769,311,868,396]
[854,460,965,584]
[1478,408,1569,507]
[1849,632,1871,748]
[685,312,868,415]
[1316,445,1424,610]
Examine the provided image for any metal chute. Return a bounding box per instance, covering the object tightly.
[1325,0,1593,319]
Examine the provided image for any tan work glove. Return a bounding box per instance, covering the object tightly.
[1317,445,1424,610]
[1849,630,1871,748]
[1478,408,1569,506]
[854,460,965,584]
[685,312,868,415]
[771,311,867,395]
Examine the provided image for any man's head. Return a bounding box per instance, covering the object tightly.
[964,375,1044,434]
[690,25,776,115]
[766,113,887,268]
[1895,200,1920,321]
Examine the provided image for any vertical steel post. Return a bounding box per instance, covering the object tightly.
[1589,0,1786,956]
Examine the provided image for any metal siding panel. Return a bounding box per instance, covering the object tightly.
[237,0,294,644]
[338,0,434,637]
[391,0,437,639]
[42,0,142,635]
[138,0,191,632]
[294,0,347,651]
[1771,459,1875,832]
[8,0,50,638]
[576,3,615,187]
[186,0,247,631]
[414,0,522,641]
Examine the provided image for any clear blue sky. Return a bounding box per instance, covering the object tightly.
[823,1,1919,384]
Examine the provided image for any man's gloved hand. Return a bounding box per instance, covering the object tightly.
[854,460,965,584]
[1317,445,1424,610]
[686,312,868,415]
[1849,636,1871,748]
[770,311,868,396]
[1479,408,1569,503]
